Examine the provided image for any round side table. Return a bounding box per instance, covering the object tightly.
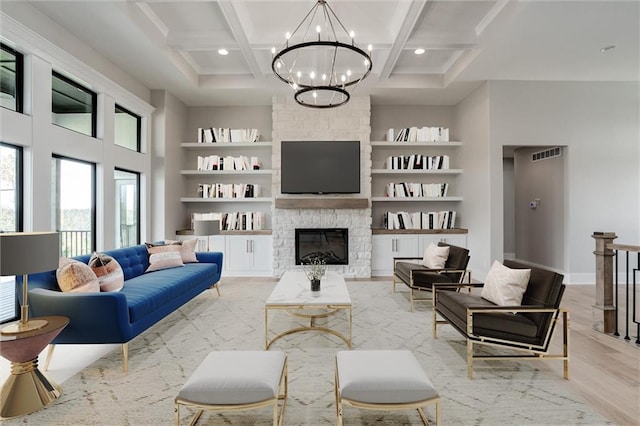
[0,316,69,419]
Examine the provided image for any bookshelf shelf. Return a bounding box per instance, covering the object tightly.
[181,170,273,176]
[181,142,273,149]
[371,169,462,175]
[371,196,463,202]
[371,141,461,147]
[180,197,272,203]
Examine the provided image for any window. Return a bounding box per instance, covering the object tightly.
[115,104,141,152]
[0,143,23,323]
[0,43,23,113]
[51,71,97,137]
[115,168,140,248]
[52,156,96,257]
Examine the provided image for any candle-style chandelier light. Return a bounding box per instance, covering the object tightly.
[271,0,373,108]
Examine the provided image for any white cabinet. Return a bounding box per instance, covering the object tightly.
[371,234,420,276]
[225,235,273,276]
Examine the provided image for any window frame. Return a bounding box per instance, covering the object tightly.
[51,70,97,138]
[0,142,23,232]
[114,167,141,247]
[114,103,142,152]
[52,154,97,256]
[0,43,24,113]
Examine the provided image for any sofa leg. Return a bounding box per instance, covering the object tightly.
[212,281,221,296]
[44,344,56,371]
[467,340,474,379]
[432,310,438,339]
[122,343,128,373]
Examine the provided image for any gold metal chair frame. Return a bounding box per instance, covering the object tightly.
[432,283,570,379]
[334,359,441,426]
[392,256,471,312]
[264,304,352,349]
[174,359,288,426]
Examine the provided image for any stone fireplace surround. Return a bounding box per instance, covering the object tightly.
[271,96,372,278]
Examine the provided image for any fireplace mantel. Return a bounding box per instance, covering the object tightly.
[275,197,369,210]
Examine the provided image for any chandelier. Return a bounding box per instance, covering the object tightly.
[271,0,373,108]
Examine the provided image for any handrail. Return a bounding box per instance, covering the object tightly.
[592,232,639,345]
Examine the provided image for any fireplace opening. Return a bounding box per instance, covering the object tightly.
[295,228,348,265]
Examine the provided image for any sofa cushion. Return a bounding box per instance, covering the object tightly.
[124,263,219,322]
[436,291,539,343]
[145,244,184,273]
[56,258,100,293]
[481,260,530,306]
[89,252,124,292]
[166,238,199,263]
[422,243,449,268]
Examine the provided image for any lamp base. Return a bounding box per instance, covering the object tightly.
[1,319,49,335]
[0,358,62,418]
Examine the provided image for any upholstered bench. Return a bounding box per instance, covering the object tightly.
[174,351,288,425]
[335,350,440,425]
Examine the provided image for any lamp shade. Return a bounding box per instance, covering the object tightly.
[193,220,220,237]
[0,232,60,276]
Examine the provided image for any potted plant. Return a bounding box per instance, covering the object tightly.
[302,257,326,296]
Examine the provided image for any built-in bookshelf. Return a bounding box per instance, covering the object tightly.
[370,140,463,230]
[180,139,273,230]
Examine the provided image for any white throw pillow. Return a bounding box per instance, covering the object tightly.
[422,243,449,269]
[481,260,531,306]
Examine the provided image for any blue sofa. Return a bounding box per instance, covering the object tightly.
[20,244,223,372]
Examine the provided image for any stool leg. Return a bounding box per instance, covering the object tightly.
[436,399,441,426]
[174,404,179,426]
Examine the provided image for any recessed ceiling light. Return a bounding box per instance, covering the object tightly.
[600,45,616,52]
[218,49,229,56]
[414,48,426,55]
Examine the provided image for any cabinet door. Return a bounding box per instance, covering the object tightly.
[225,235,273,276]
[225,236,253,272]
[249,235,273,274]
[371,235,419,276]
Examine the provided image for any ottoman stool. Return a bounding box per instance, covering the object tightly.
[174,351,288,425]
[335,350,440,425]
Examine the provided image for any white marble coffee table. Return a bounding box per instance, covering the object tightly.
[264,270,352,349]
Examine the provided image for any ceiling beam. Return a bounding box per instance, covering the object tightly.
[217,0,264,80]
[379,0,429,80]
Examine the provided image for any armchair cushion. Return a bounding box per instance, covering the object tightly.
[480,260,530,306]
[422,243,449,268]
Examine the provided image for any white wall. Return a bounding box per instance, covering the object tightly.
[503,157,515,258]
[0,14,153,249]
[489,81,640,283]
[455,83,492,279]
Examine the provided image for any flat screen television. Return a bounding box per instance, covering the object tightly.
[280,141,360,194]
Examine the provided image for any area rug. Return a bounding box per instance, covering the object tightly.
[4,280,610,425]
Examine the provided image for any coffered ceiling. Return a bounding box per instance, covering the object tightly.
[2,1,638,106]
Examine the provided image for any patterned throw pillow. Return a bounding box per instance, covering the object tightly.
[145,243,184,273]
[89,252,124,292]
[481,260,531,306]
[165,238,199,263]
[56,258,100,293]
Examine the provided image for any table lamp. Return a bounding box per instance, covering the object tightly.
[193,220,220,252]
[0,232,60,335]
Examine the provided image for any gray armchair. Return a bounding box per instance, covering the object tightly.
[393,242,471,311]
[433,260,569,379]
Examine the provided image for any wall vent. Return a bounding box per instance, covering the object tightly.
[532,147,562,162]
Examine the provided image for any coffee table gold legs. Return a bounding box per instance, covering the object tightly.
[265,305,352,349]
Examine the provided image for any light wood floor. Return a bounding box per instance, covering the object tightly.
[544,284,639,426]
